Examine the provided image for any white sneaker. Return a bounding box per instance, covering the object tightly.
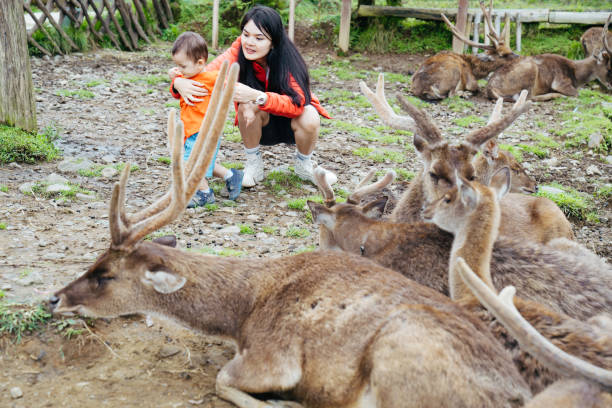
[294,157,337,186]
[242,153,264,187]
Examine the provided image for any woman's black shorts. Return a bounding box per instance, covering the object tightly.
[260,114,295,145]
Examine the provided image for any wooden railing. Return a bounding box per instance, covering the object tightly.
[23,0,174,56]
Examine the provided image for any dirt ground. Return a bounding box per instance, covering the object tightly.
[0,36,610,407]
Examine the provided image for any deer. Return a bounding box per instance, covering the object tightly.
[581,17,612,57]
[49,61,534,408]
[410,1,518,100]
[486,15,612,101]
[361,74,574,244]
[420,168,611,399]
[307,167,611,322]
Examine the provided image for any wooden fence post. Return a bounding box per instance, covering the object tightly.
[338,0,351,52]
[212,0,219,49]
[0,0,37,132]
[452,0,468,53]
[288,0,295,41]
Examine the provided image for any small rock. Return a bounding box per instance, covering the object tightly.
[76,193,96,201]
[10,387,23,399]
[219,225,240,234]
[46,184,72,193]
[1,284,12,291]
[9,162,22,169]
[605,156,612,165]
[58,157,95,173]
[18,182,34,194]
[158,345,182,359]
[41,252,65,261]
[45,173,69,184]
[101,154,116,164]
[588,133,603,149]
[586,165,602,176]
[101,167,118,178]
[145,315,154,328]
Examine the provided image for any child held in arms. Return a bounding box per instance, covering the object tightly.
[168,31,243,207]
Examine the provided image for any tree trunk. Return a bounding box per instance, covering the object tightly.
[453,0,469,53]
[0,0,37,132]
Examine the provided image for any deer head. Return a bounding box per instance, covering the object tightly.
[50,61,239,318]
[596,14,612,89]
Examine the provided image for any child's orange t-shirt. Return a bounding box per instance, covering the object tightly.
[170,70,219,142]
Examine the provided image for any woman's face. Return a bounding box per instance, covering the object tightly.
[241,20,272,64]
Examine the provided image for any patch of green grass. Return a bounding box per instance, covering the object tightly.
[85,79,106,87]
[262,225,278,235]
[143,230,174,241]
[119,73,167,86]
[0,302,52,343]
[0,185,8,193]
[453,115,486,128]
[533,133,561,149]
[223,120,242,143]
[0,223,6,230]
[536,183,595,220]
[333,121,403,144]
[56,89,95,99]
[210,180,225,195]
[165,101,181,109]
[521,23,584,58]
[195,246,245,257]
[399,95,430,110]
[378,168,415,182]
[319,89,371,109]
[499,144,524,163]
[221,161,244,170]
[285,227,310,238]
[264,170,303,194]
[204,203,219,212]
[288,196,324,211]
[0,124,60,164]
[51,318,86,339]
[239,224,255,235]
[595,185,612,199]
[353,147,405,163]
[294,245,316,254]
[517,143,549,158]
[28,181,94,200]
[384,72,412,85]
[78,162,139,178]
[157,156,171,165]
[441,96,475,113]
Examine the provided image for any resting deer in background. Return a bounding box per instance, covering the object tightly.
[486,16,612,101]
[50,62,533,408]
[581,16,612,57]
[361,75,574,244]
[411,1,518,100]
[308,168,611,321]
[424,168,612,402]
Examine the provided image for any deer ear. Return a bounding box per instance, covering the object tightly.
[307,201,336,229]
[482,139,499,161]
[489,166,511,200]
[141,270,186,294]
[360,197,388,218]
[459,181,478,209]
[413,134,429,155]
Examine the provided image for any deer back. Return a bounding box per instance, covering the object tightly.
[581,27,612,56]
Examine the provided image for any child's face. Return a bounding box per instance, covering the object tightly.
[172,51,205,78]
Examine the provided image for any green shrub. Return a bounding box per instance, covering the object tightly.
[0,302,52,343]
[0,125,60,164]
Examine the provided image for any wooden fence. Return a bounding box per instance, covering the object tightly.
[23,0,174,56]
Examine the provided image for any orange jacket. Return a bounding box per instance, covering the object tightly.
[205,37,330,119]
[170,71,218,141]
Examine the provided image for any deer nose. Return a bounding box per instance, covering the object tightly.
[48,295,60,311]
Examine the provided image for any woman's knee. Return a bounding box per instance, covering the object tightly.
[237,103,267,127]
[292,105,320,135]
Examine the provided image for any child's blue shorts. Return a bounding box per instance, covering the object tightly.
[183,132,222,178]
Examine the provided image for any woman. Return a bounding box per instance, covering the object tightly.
[172,5,337,187]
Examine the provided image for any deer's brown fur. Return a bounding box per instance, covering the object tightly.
[51,62,533,408]
[581,23,612,57]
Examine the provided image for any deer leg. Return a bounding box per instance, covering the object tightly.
[550,78,579,97]
[216,349,303,408]
[531,93,567,101]
[464,71,479,92]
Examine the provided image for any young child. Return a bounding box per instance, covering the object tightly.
[168,31,243,207]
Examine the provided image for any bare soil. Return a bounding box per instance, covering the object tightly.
[0,39,610,407]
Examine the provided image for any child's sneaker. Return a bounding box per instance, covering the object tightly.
[226,169,244,201]
[187,189,215,208]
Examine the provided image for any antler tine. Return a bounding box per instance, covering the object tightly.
[355,169,377,191]
[500,13,511,44]
[465,90,530,148]
[396,94,444,143]
[359,74,417,132]
[348,170,396,205]
[442,13,495,51]
[480,0,500,42]
[603,14,611,54]
[487,97,504,125]
[456,257,612,389]
[109,164,132,248]
[128,62,231,225]
[313,167,336,207]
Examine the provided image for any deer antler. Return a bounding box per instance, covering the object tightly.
[441,13,496,51]
[313,167,336,207]
[110,61,239,249]
[127,61,232,225]
[465,89,530,148]
[456,257,612,389]
[359,74,417,133]
[395,95,444,144]
[348,170,396,205]
[603,14,611,55]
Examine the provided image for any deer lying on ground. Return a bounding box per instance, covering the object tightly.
[361,75,574,244]
[50,62,533,408]
[421,168,611,398]
[486,17,612,101]
[581,16,612,57]
[308,167,611,321]
[410,1,518,100]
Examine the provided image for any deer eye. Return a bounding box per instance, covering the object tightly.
[444,196,452,204]
[429,172,439,184]
[96,276,115,286]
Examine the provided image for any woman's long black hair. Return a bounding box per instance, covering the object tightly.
[238,6,312,106]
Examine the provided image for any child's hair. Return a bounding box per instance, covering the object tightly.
[172,31,208,63]
[238,6,312,107]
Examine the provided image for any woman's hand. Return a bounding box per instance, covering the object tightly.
[233,83,263,104]
[168,67,181,81]
[173,77,209,106]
